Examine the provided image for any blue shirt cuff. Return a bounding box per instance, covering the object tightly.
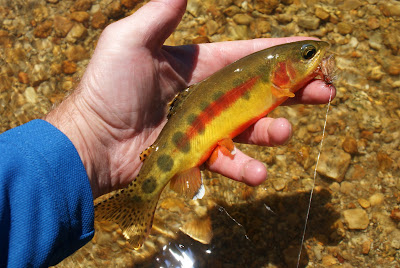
[0,119,94,266]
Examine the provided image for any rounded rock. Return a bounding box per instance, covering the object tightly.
[343,208,369,230]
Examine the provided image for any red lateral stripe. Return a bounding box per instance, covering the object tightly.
[184,76,260,142]
[196,94,290,166]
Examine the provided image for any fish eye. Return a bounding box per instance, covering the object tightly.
[301,44,317,60]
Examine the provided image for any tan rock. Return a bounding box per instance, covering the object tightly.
[298,17,320,30]
[390,208,400,222]
[34,20,53,38]
[66,23,87,43]
[233,14,253,25]
[64,45,88,61]
[367,17,380,30]
[92,11,108,29]
[71,0,92,12]
[387,60,400,75]
[317,148,351,182]
[70,11,90,23]
[18,72,29,84]
[106,1,124,19]
[369,193,384,206]
[0,74,12,93]
[340,181,354,194]
[379,2,400,17]
[358,198,370,209]
[62,60,77,74]
[322,254,338,266]
[329,182,340,192]
[276,14,292,24]
[31,64,49,86]
[223,5,240,17]
[368,66,384,81]
[254,0,279,15]
[361,240,372,254]
[377,152,393,170]
[342,0,362,10]
[121,0,141,9]
[192,36,210,44]
[342,137,358,154]
[24,87,39,104]
[315,7,330,20]
[54,15,74,37]
[337,22,353,35]
[0,29,12,47]
[343,208,369,230]
[272,179,285,191]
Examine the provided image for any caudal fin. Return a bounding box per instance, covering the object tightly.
[95,188,159,249]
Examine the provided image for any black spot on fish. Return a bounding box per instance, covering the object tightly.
[141,177,157,193]
[199,101,209,110]
[212,91,224,101]
[258,65,270,82]
[172,131,190,153]
[195,120,206,134]
[187,113,197,125]
[242,90,251,100]
[132,195,142,202]
[157,154,174,172]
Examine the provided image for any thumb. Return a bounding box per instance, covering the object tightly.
[100,0,187,50]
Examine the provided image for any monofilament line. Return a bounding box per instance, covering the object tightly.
[296,87,333,268]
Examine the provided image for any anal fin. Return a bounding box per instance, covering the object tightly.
[95,186,160,249]
[169,167,202,199]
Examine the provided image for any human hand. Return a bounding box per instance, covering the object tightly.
[45,0,335,199]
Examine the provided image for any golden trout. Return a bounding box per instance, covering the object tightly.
[95,40,330,248]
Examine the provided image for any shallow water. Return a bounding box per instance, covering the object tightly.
[1,0,399,267]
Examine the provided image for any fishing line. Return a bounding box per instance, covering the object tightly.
[296,86,333,268]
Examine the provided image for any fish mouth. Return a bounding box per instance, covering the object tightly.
[315,54,337,85]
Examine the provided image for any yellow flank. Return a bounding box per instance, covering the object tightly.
[95,40,330,249]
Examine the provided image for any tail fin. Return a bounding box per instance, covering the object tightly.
[95,188,160,249]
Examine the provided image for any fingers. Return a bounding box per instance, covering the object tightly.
[234,117,292,146]
[99,0,187,50]
[207,117,294,186]
[207,148,267,186]
[283,79,336,105]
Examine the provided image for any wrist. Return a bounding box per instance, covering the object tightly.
[44,91,107,199]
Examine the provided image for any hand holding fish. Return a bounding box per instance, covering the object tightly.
[45,0,336,203]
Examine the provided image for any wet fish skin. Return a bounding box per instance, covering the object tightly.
[95,40,330,249]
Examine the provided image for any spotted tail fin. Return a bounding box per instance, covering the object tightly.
[94,188,160,249]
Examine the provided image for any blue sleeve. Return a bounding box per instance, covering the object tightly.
[0,119,95,267]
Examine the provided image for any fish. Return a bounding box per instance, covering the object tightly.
[95,40,330,249]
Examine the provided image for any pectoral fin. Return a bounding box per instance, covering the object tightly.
[271,83,295,98]
[207,138,236,166]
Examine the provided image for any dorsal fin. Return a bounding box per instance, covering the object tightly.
[167,85,195,119]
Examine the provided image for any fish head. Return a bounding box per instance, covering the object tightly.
[268,40,330,95]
